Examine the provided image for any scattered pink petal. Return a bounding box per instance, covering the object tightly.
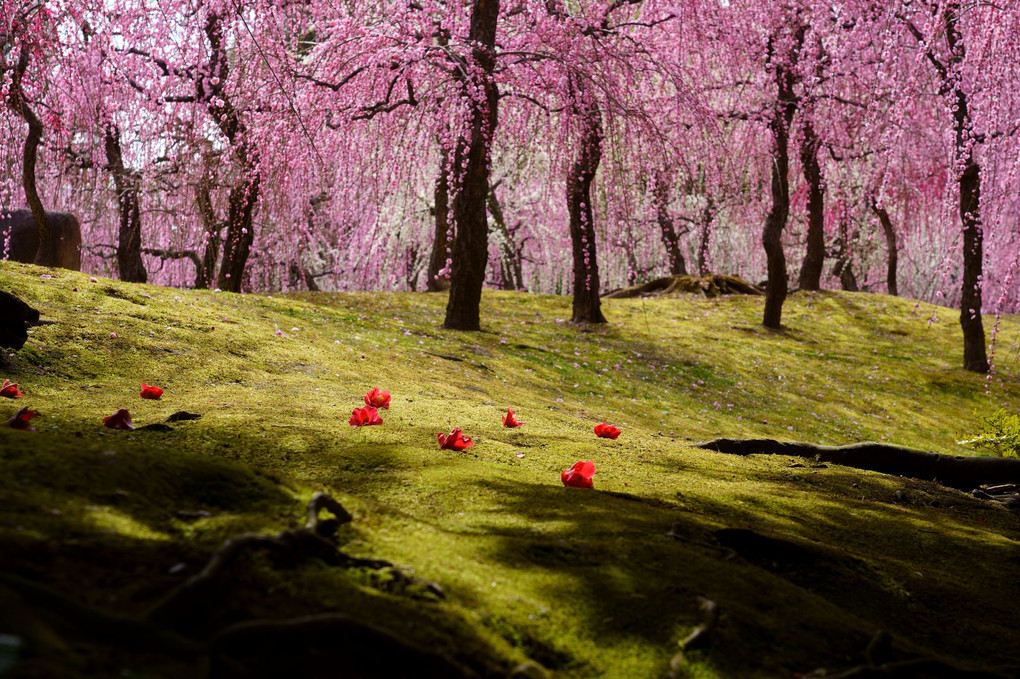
[110,333,117,339]
[515,452,525,458]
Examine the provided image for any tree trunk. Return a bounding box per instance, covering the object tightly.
[194,167,221,289]
[798,119,824,291]
[567,91,607,324]
[697,197,715,276]
[201,12,261,294]
[959,161,988,372]
[943,6,988,373]
[4,43,53,267]
[104,124,148,283]
[653,172,687,276]
[761,73,795,328]
[443,0,500,331]
[869,199,898,296]
[487,183,523,290]
[426,150,452,292]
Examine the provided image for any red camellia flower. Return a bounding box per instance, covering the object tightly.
[7,406,37,431]
[140,383,164,400]
[502,408,524,428]
[561,460,596,489]
[349,405,383,426]
[103,408,135,430]
[594,422,621,439]
[437,427,473,451]
[1,379,23,398]
[364,387,391,409]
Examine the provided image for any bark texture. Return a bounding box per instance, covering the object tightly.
[870,199,898,296]
[567,87,607,324]
[798,119,825,291]
[426,149,452,292]
[104,124,148,283]
[443,0,500,330]
[654,173,688,276]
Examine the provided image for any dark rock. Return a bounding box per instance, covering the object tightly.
[0,290,40,350]
[166,411,202,422]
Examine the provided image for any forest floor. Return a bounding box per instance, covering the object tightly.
[1,260,1018,679]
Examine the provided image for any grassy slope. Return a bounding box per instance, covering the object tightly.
[1,260,1018,678]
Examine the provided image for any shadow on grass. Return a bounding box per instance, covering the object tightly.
[456,469,1020,677]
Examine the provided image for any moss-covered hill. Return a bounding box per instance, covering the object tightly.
[1,261,1018,678]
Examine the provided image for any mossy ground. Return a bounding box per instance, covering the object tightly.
[1,260,1018,678]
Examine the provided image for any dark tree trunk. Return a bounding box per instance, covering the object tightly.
[697,197,715,276]
[4,43,54,267]
[945,8,988,373]
[567,90,607,324]
[104,124,148,283]
[798,119,825,291]
[443,0,500,330]
[200,12,261,294]
[653,172,687,276]
[870,199,898,296]
[761,34,799,329]
[487,183,524,290]
[193,167,221,290]
[832,215,858,292]
[426,150,452,292]
[904,1,987,372]
[959,161,987,372]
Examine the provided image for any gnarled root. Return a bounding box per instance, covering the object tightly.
[666,596,718,678]
[693,438,1020,492]
[0,493,471,678]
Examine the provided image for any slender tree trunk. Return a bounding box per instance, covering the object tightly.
[487,183,523,290]
[959,160,988,372]
[194,169,221,289]
[4,43,53,266]
[443,0,500,330]
[104,124,147,283]
[200,12,260,294]
[653,172,687,276]
[762,44,798,329]
[869,199,898,296]
[567,91,607,324]
[426,150,451,291]
[697,197,715,276]
[798,119,825,291]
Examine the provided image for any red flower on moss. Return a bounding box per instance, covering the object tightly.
[103,408,135,430]
[594,422,621,439]
[561,460,596,488]
[349,405,383,426]
[140,383,164,400]
[502,408,524,428]
[7,406,37,431]
[437,428,473,451]
[364,387,391,409]
[1,379,23,398]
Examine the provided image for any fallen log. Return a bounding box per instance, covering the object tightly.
[692,438,1020,491]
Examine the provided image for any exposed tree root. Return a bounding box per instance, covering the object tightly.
[603,274,763,299]
[666,596,719,678]
[0,492,476,678]
[693,438,1020,492]
[801,630,1010,678]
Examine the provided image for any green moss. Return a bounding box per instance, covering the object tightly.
[1,263,1019,677]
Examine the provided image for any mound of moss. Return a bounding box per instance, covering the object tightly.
[1,261,1018,678]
